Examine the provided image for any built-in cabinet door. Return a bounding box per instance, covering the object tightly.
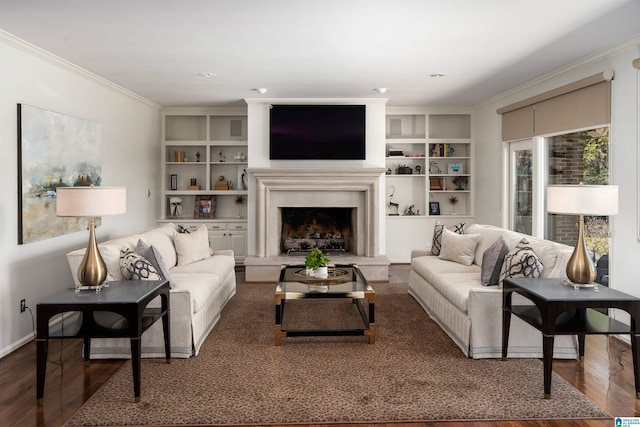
[228,232,247,258]
[509,139,533,235]
[209,231,228,252]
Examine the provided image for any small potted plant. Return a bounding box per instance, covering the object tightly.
[305,248,330,278]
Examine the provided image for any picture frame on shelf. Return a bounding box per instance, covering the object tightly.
[429,202,441,216]
[194,195,216,219]
[170,174,178,190]
[429,177,443,190]
[448,163,463,174]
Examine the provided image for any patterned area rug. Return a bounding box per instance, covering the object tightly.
[65,282,609,426]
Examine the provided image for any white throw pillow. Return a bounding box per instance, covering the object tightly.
[431,221,465,256]
[174,224,211,266]
[438,228,480,266]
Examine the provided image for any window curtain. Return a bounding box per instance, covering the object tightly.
[498,72,612,141]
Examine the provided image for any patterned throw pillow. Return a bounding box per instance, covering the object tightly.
[119,248,162,281]
[498,238,543,287]
[431,221,465,256]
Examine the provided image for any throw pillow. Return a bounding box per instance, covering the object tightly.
[499,238,544,287]
[431,221,465,256]
[438,228,480,266]
[480,238,509,286]
[135,240,174,288]
[174,224,211,266]
[119,248,162,281]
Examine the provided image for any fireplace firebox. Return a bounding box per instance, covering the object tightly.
[280,207,355,255]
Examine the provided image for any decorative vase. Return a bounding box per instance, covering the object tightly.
[316,266,328,278]
[305,267,315,277]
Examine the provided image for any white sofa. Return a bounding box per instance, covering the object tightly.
[409,223,579,359]
[66,223,236,359]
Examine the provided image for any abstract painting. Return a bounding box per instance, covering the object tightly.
[18,104,102,244]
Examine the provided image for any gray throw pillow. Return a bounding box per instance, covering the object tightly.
[480,238,508,286]
[136,239,174,288]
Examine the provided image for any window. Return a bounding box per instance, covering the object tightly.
[545,128,610,275]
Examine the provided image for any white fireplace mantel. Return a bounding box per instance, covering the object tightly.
[249,167,386,258]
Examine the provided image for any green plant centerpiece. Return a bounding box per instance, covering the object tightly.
[305,248,329,270]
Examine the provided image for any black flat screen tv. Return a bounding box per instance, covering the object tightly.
[269,105,366,160]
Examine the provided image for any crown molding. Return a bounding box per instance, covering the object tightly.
[0,29,161,110]
[476,36,640,110]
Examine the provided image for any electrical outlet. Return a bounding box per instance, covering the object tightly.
[20,299,26,313]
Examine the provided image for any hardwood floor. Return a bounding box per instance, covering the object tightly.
[1,266,638,426]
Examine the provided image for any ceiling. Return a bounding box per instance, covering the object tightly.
[1,0,639,108]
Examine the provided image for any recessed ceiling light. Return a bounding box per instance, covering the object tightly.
[430,73,446,78]
[374,88,387,94]
[255,88,268,94]
[198,72,216,78]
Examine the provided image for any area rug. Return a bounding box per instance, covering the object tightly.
[65,282,609,426]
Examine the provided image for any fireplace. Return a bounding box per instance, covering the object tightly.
[245,167,389,282]
[250,167,385,258]
[280,207,356,255]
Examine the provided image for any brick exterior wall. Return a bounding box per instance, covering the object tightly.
[548,133,584,245]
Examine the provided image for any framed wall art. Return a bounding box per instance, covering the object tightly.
[17,104,102,244]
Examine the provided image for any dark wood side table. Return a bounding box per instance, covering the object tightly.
[36,280,170,403]
[502,277,639,399]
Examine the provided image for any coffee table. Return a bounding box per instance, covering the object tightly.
[274,264,375,346]
[36,280,170,403]
[502,277,640,399]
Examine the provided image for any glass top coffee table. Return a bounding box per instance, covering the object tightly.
[274,264,375,346]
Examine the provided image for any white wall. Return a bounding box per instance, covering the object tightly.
[474,42,640,309]
[0,33,161,357]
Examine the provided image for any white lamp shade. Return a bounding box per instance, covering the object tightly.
[547,185,618,216]
[56,186,127,217]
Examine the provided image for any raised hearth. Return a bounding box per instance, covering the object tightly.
[244,167,390,282]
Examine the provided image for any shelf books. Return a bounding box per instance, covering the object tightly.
[430,143,455,157]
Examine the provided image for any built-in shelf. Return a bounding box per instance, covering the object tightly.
[161,108,249,262]
[385,111,473,218]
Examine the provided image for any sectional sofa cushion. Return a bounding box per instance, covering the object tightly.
[138,223,178,268]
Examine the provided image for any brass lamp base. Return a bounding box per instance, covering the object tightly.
[76,217,108,292]
[565,214,597,288]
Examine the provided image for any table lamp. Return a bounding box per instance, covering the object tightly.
[56,185,127,290]
[546,184,618,286]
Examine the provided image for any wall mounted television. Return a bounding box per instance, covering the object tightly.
[269,104,366,160]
